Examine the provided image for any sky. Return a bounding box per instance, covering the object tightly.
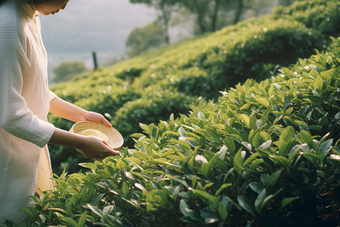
[40,0,158,71]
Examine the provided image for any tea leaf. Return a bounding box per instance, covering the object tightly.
[237,195,256,215]
[281,197,300,209]
[233,148,244,174]
[135,183,147,191]
[215,183,232,197]
[218,202,228,221]
[87,204,103,218]
[78,211,87,227]
[61,217,78,227]
[255,189,266,214]
[90,194,104,206]
[249,182,265,194]
[266,170,282,187]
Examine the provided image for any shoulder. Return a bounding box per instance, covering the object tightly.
[0,0,20,42]
[0,0,29,48]
[0,0,19,26]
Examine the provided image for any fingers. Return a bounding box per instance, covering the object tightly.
[102,118,112,128]
[102,140,121,156]
[83,111,112,128]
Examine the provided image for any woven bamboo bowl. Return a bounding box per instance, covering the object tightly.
[69,121,124,151]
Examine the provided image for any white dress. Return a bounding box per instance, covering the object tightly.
[0,0,58,224]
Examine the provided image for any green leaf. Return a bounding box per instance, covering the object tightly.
[281,197,299,209]
[180,199,190,217]
[192,189,218,210]
[188,150,198,171]
[240,114,250,128]
[224,137,235,153]
[243,153,260,167]
[242,141,252,152]
[18,208,34,217]
[78,163,97,171]
[206,127,220,141]
[284,107,294,116]
[233,148,244,174]
[61,217,78,227]
[90,194,104,206]
[92,223,111,227]
[314,76,323,91]
[251,130,261,148]
[77,211,87,227]
[134,152,149,160]
[135,183,147,191]
[249,182,264,194]
[260,173,269,185]
[180,200,204,222]
[299,131,313,147]
[237,195,256,215]
[266,170,281,187]
[124,171,135,180]
[255,189,266,214]
[319,139,333,155]
[202,153,218,177]
[130,133,145,139]
[215,183,232,197]
[258,189,283,213]
[246,159,264,173]
[316,170,326,179]
[299,105,309,115]
[87,204,103,218]
[218,202,228,221]
[258,140,272,149]
[178,127,187,138]
[279,126,294,144]
[257,98,269,107]
[47,208,67,214]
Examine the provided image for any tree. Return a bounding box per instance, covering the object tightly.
[233,0,244,25]
[126,22,165,57]
[53,61,88,83]
[279,0,296,6]
[129,0,178,44]
[178,0,246,33]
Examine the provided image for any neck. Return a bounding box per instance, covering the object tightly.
[29,4,37,11]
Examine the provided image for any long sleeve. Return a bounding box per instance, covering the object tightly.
[0,1,54,148]
[49,90,58,102]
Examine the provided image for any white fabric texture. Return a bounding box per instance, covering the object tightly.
[0,0,57,224]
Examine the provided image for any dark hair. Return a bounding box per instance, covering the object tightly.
[0,0,53,5]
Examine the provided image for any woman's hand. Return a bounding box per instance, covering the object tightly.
[77,111,112,127]
[77,135,120,160]
[49,128,120,161]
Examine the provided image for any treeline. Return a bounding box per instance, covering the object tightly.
[126,0,297,57]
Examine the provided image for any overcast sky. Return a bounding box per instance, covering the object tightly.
[40,0,157,69]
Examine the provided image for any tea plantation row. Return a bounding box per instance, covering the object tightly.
[22,37,340,227]
[48,0,340,175]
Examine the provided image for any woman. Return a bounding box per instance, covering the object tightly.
[0,0,120,225]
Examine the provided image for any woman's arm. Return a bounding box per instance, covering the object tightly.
[49,97,111,127]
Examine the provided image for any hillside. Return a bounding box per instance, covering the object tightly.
[49,0,340,175]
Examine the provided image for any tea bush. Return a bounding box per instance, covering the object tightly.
[48,0,340,174]
[20,38,340,227]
